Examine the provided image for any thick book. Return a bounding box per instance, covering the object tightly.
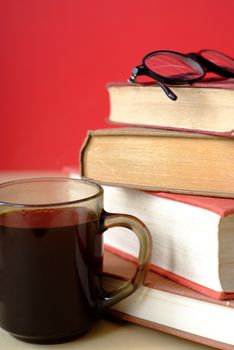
[102,185,234,300]
[107,80,234,136]
[103,251,234,350]
[80,127,234,198]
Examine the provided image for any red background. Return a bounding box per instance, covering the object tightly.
[1,0,234,170]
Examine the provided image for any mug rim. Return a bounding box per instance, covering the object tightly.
[0,177,103,208]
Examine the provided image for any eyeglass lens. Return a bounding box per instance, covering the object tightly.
[144,52,204,81]
[200,50,234,73]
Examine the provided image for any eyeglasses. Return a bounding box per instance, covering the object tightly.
[128,49,234,100]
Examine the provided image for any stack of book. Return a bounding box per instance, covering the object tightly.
[79,80,234,350]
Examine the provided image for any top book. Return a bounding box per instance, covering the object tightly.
[107,80,234,137]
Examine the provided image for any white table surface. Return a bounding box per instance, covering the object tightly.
[0,171,213,350]
[0,317,212,350]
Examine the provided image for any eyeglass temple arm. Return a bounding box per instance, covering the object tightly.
[157,82,177,101]
[128,66,177,101]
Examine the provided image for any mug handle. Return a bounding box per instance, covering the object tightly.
[99,210,152,309]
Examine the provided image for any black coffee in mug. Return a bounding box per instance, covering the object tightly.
[0,178,151,343]
[0,207,102,341]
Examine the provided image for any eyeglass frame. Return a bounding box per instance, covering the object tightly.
[128,49,234,101]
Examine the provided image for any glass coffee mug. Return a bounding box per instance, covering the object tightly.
[0,177,151,343]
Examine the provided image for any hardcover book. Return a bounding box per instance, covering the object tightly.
[80,127,234,197]
[104,251,234,350]
[107,80,234,136]
[102,185,234,300]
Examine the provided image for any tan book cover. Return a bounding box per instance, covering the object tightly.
[80,127,234,198]
[107,81,234,136]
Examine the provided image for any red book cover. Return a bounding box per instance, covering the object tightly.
[154,192,234,217]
